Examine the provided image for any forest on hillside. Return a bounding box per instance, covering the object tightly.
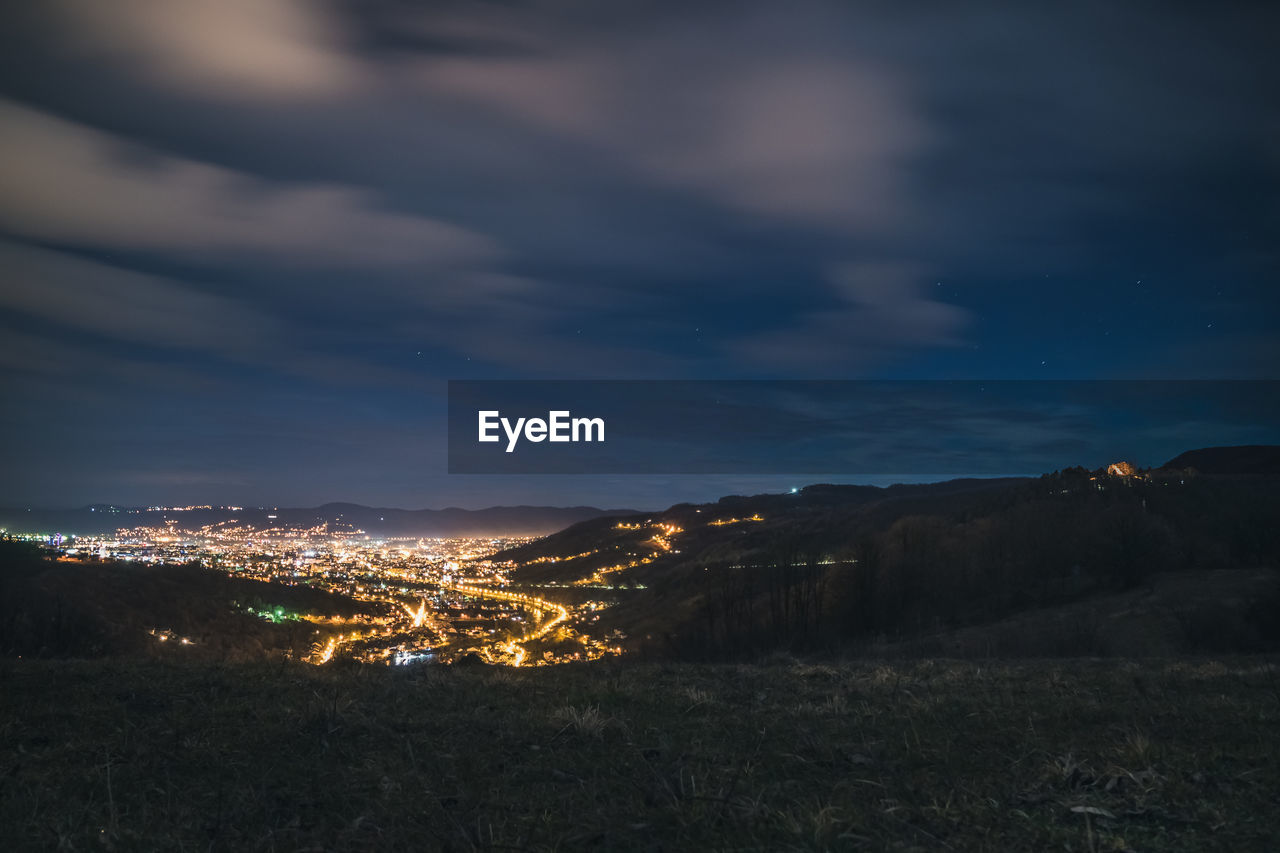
[603,471,1280,658]
[0,539,374,660]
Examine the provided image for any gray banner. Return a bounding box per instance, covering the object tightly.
[448,380,1280,474]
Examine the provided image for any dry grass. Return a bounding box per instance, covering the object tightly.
[2,656,1278,851]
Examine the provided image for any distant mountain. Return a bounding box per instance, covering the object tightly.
[1161,445,1280,475]
[0,503,640,538]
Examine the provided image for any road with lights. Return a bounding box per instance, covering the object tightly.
[444,582,569,666]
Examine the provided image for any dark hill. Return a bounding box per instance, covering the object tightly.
[1162,445,1280,475]
[492,477,1029,581]
[0,538,375,660]
[491,466,1280,661]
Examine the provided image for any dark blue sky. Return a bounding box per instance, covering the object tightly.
[1,1,1277,509]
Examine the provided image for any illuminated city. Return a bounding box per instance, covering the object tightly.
[2,507,783,666]
[9,523,626,667]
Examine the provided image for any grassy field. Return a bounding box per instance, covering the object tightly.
[3,657,1278,851]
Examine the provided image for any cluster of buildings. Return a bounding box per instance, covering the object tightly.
[17,521,626,667]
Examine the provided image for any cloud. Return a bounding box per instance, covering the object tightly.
[728,262,969,370]
[0,240,276,357]
[416,10,928,234]
[0,99,497,266]
[0,243,456,407]
[47,0,366,98]
[400,4,951,373]
[3,0,1271,389]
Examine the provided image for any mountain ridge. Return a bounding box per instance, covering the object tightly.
[0,503,642,538]
[1161,444,1280,475]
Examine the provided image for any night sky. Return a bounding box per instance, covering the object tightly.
[1,2,1277,509]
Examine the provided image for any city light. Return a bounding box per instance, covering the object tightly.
[39,519,626,667]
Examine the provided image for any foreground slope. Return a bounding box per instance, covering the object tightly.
[3,657,1277,851]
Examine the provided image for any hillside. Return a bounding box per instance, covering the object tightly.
[876,568,1280,658]
[4,656,1277,851]
[492,477,1027,582]
[0,540,374,660]
[1162,445,1280,475]
[491,461,1280,661]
